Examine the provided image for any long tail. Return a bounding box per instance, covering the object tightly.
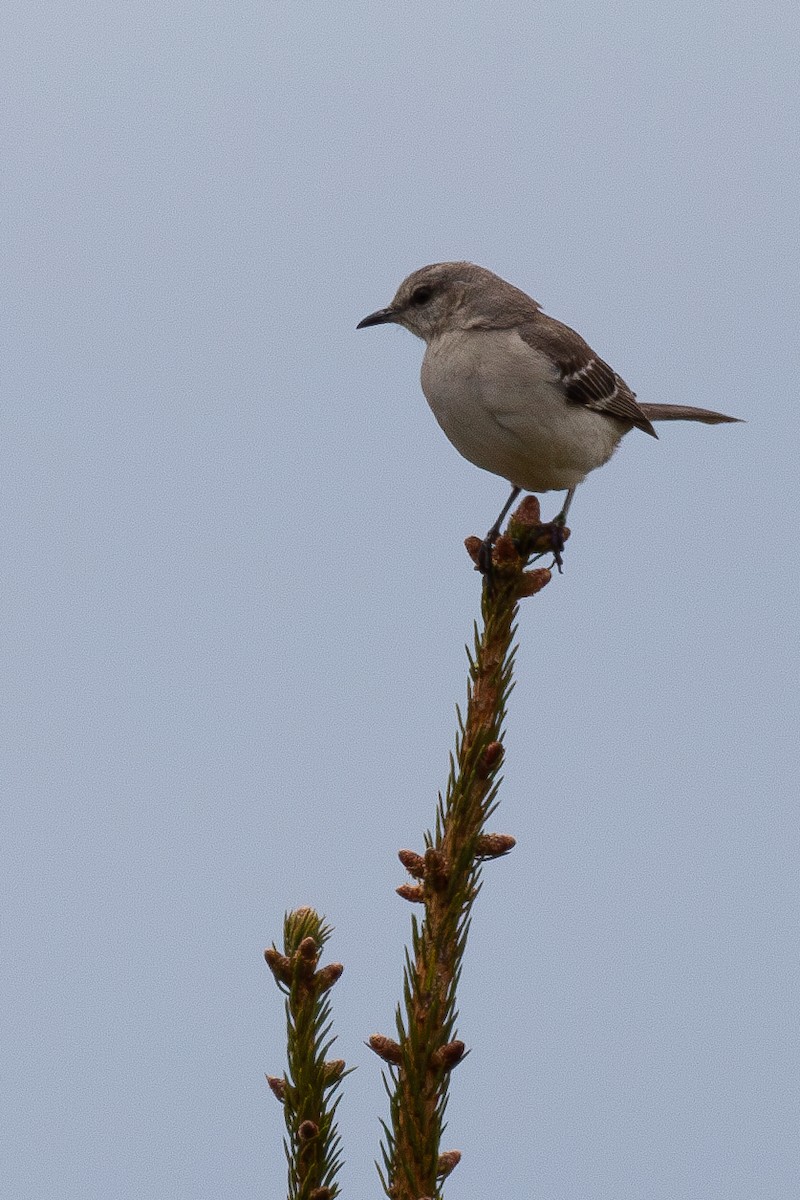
[638,403,742,425]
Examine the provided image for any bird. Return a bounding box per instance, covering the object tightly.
[357,262,740,570]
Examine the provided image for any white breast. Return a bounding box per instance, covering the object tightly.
[420,328,626,493]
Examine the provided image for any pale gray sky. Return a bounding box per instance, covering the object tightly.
[4,3,799,1198]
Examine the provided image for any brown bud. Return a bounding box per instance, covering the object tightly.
[424,846,449,890]
[396,883,424,903]
[532,523,570,553]
[309,1189,333,1200]
[511,495,542,526]
[437,1150,462,1178]
[323,1059,346,1085]
[315,962,344,993]
[298,1120,318,1141]
[368,1034,403,1065]
[492,533,519,565]
[265,1074,286,1103]
[293,936,319,982]
[298,935,318,961]
[518,567,552,597]
[397,848,426,878]
[431,1040,466,1071]
[464,535,482,564]
[264,947,292,985]
[476,740,504,778]
[475,833,516,859]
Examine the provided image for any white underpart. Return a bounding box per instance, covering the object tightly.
[420,329,628,493]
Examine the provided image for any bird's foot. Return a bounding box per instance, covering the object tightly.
[515,519,569,573]
[466,502,569,579]
[547,521,567,574]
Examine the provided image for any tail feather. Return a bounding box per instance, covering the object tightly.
[638,403,742,425]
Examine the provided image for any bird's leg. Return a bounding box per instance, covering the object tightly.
[477,485,521,574]
[546,488,575,573]
[553,487,575,527]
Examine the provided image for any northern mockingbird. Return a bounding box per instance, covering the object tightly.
[357,261,740,569]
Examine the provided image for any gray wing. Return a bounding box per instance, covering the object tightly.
[518,315,658,438]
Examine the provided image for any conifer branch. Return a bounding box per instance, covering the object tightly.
[265,908,349,1200]
[372,497,559,1199]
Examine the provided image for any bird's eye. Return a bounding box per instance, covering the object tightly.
[410,285,433,307]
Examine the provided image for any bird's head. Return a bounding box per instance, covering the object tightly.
[357,262,539,342]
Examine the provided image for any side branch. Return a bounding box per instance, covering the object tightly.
[265,908,348,1200]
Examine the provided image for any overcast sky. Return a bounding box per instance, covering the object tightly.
[4,3,799,1198]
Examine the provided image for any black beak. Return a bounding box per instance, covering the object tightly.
[356,306,397,329]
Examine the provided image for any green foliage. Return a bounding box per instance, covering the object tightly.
[266,909,349,1200]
